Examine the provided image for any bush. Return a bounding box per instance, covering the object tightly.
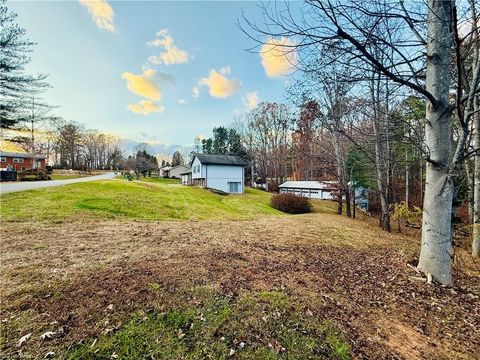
[271,193,312,214]
[18,169,51,181]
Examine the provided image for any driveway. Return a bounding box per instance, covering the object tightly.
[0,172,117,194]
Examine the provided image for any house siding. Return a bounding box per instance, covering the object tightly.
[169,165,190,179]
[0,154,46,171]
[204,164,244,193]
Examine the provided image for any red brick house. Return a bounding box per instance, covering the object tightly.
[0,151,46,171]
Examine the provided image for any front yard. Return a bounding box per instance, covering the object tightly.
[0,179,478,359]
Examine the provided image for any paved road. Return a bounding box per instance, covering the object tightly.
[0,172,118,194]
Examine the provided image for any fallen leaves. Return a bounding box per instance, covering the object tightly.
[16,333,31,348]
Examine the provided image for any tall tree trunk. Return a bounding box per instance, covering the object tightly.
[345,186,352,218]
[473,97,480,257]
[405,152,410,208]
[337,190,343,215]
[371,72,391,231]
[352,186,356,219]
[465,160,474,224]
[418,0,454,285]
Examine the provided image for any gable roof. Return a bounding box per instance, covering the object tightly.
[0,151,46,159]
[170,164,190,171]
[191,153,245,166]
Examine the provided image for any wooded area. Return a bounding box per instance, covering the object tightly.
[236,0,480,284]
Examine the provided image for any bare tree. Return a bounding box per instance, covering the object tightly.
[243,0,480,284]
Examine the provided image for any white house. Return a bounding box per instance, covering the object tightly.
[190,153,245,194]
[279,181,337,200]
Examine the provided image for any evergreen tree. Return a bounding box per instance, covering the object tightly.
[0,0,49,128]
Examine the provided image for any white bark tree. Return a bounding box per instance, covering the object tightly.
[244,0,480,284]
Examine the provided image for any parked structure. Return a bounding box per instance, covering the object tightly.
[0,151,46,171]
[279,181,337,200]
[279,180,369,210]
[190,153,245,194]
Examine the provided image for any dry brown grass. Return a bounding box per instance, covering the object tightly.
[1,206,479,359]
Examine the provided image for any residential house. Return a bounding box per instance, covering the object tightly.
[190,153,245,194]
[159,166,172,177]
[168,164,191,179]
[0,151,46,171]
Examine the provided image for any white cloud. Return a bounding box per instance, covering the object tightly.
[178,99,187,104]
[79,0,116,32]
[121,69,164,101]
[198,66,241,98]
[147,29,189,65]
[192,86,200,99]
[243,91,260,110]
[260,37,297,78]
[127,100,164,115]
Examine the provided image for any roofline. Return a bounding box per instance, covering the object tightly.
[190,152,246,166]
[0,151,46,159]
[170,164,190,170]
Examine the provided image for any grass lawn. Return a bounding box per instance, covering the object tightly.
[66,288,349,360]
[48,174,92,180]
[0,178,281,222]
[1,179,478,359]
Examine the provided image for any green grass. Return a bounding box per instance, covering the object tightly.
[0,179,281,222]
[65,288,350,359]
[49,174,90,180]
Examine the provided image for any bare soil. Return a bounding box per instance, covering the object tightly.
[1,212,479,359]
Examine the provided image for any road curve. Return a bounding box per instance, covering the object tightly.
[0,172,118,195]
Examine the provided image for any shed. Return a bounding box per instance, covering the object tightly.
[279,181,337,199]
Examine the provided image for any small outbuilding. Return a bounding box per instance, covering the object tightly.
[279,181,337,200]
[190,153,245,194]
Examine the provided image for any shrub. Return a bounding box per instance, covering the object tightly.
[17,169,51,181]
[271,193,312,214]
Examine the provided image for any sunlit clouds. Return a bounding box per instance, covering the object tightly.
[260,37,297,78]
[121,69,163,101]
[121,70,172,115]
[147,29,189,65]
[127,100,164,115]
[198,66,241,98]
[243,91,260,110]
[79,0,116,32]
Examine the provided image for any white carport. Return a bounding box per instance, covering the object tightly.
[278,181,338,199]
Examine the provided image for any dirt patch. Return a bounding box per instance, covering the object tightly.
[1,213,479,359]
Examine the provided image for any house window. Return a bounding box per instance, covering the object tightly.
[0,157,6,162]
[13,158,24,163]
[228,182,241,193]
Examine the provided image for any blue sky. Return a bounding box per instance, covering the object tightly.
[10,0,296,150]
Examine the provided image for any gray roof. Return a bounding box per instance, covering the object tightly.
[279,181,338,190]
[0,151,46,159]
[170,164,190,171]
[192,153,245,166]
